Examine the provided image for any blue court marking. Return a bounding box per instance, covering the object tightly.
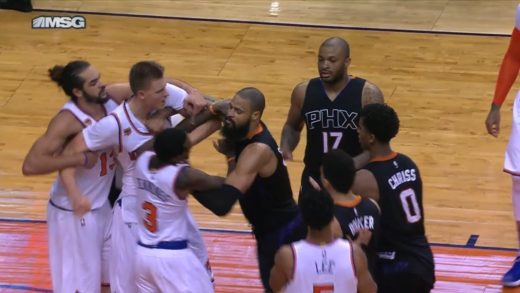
[0,284,51,292]
[466,234,479,247]
[32,8,510,38]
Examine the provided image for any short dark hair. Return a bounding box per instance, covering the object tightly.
[320,37,350,58]
[129,61,164,94]
[300,189,334,230]
[153,128,187,162]
[48,60,90,102]
[360,103,400,143]
[236,87,265,115]
[322,149,355,193]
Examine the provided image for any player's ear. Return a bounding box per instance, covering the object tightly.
[72,87,83,100]
[135,89,146,100]
[251,110,261,121]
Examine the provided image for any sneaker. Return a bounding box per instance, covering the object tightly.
[503,256,520,287]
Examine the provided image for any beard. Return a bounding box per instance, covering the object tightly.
[220,118,250,141]
[83,87,109,105]
[321,70,346,85]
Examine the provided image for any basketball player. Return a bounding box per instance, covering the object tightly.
[59,61,221,293]
[353,103,435,292]
[192,87,304,292]
[320,149,381,278]
[134,128,222,293]
[21,60,131,293]
[484,4,520,287]
[280,36,384,199]
[269,188,377,293]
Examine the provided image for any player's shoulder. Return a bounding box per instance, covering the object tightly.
[47,109,85,136]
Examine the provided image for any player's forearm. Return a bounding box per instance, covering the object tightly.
[281,124,301,152]
[493,28,520,107]
[59,167,82,202]
[191,184,242,216]
[22,153,84,175]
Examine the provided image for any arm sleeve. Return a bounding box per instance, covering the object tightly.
[191,184,243,216]
[83,115,120,151]
[165,83,188,111]
[493,5,520,106]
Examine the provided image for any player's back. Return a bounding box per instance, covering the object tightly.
[334,196,380,277]
[134,151,190,245]
[363,152,434,284]
[283,238,357,293]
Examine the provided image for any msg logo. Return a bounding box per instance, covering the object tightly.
[32,16,86,29]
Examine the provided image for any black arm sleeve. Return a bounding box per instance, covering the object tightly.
[192,184,243,216]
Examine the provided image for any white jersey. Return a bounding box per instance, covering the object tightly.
[82,84,187,221]
[50,99,119,210]
[135,151,191,244]
[283,239,357,293]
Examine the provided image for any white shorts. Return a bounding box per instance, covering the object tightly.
[110,197,138,293]
[185,208,210,268]
[505,91,520,175]
[47,200,112,293]
[135,245,214,293]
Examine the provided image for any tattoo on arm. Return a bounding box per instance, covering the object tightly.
[362,82,384,106]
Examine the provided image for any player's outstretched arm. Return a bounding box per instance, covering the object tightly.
[175,167,225,200]
[191,143,271,216]
[22,111,90,175]
[280,81,307,161]
[269,245,294,293]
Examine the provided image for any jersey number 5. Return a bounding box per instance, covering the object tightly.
[399,188,422,223]
[142,201,158,233]
[322,132,342,153]
[313,283,333,293]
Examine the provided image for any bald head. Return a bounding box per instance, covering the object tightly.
[235,87,265,115]
[320,37,350,59]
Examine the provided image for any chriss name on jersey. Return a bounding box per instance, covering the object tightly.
[388,168,416,190]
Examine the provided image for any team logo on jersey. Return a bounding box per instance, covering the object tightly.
[124,127,132,136]
[83,118,92,126]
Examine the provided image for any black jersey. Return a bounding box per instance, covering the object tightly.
[234,122,299,236]
[301,77,364,177]
[334,196,380,277]
[364,152,434,285]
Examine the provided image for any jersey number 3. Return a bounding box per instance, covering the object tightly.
[142,201,158,233]
[400,188,422,223]
[322,131,343,153]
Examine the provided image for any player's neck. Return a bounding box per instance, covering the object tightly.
[129,98,150,122]
[369,144,393,160]
[329,189,357,202]
[76,99,105,120]
[323,74,349,93]
[306,226,335,245]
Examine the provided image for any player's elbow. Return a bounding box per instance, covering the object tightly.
[21,159,37,176]
[213,203,234,216]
